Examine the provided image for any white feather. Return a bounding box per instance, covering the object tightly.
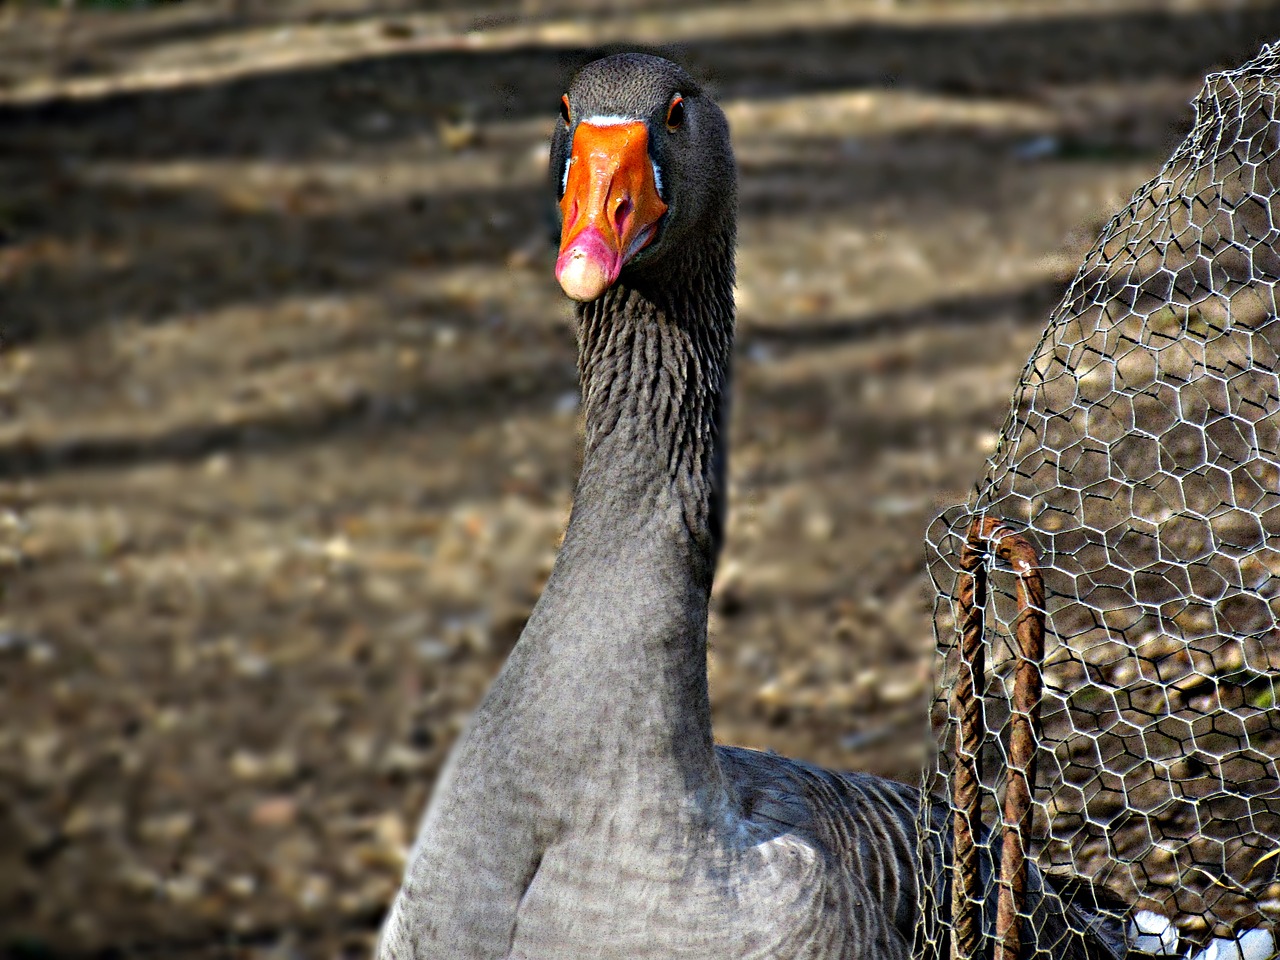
[1127,910,1180,956]
[1239,929,1277,960]
[1191,931,1276,960]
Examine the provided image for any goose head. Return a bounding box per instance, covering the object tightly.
[551,53,736,302]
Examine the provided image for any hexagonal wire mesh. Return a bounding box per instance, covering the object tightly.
[921,42,1280,960]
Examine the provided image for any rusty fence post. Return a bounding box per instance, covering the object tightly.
[952,520,989,960]
[953,517,1045,960]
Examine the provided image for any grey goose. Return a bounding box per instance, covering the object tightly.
[378,53,1128,960]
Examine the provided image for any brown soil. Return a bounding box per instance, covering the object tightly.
[2,1,1278,956]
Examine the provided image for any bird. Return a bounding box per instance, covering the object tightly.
[378,53,1129,960]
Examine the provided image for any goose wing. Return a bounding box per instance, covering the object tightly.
[716,746,1127,960]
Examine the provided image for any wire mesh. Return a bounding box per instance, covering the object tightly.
[921,41,1280,960]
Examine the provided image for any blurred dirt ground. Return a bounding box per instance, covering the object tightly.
[3,1,1280,956]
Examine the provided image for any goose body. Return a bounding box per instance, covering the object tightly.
[379,54,1125,960]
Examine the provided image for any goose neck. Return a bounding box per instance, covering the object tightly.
[495,274,734,803]
[570,278,733,577]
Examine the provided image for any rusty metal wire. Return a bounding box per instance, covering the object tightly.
[951,521,989,960]
[952,518,1047,960]
[922,41,1280,960]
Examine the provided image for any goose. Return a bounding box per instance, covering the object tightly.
[379,53,1128,960]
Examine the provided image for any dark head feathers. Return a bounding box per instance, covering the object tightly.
[566,53,702,120]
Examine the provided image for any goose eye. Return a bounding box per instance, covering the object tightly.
[665,95,684,131]
[559,95,571,128]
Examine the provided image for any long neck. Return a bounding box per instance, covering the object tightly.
[572,273,733,582]
[492,240,735,809]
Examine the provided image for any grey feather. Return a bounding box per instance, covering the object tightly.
[378,53,1128,960]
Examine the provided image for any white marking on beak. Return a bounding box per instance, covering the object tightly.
[581,114,638,127]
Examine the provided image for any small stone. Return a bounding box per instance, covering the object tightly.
[117,862,163,894]
[854,668,882,688]
[438,119,480,151]
[226,873,258,898]
[322,535,354,562]
[375,811,407,853]
[234,651,273,678]
[1107,658,1138,686]
[754,678,785,708]
[230,750,266,781]
[878,676,924,706]
[229,748,297,783]
[873,495,924,517]
[379,743,429,775]
[364,575,405,606]
[26,640,55,665]
[203,453,231,477]
[63,804,123,837]
[346,735,376,767]
[250,795,299,828]
[140,810,196,842]
[163,873,204,905]
[803,511,834,542]
[415,637,451,662]
[298,873,331,912]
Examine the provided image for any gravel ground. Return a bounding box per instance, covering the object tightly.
[3,1,1280,956]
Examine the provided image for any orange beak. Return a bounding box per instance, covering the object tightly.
[556,121,668,301]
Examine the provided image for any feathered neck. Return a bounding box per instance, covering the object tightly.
[570,243,735,582]
[485,229,736,807]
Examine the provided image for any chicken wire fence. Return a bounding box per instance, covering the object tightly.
[921,42,1280,960]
